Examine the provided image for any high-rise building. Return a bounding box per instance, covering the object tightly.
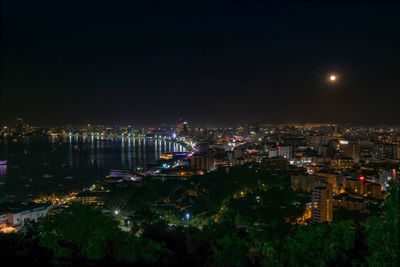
[190,153,215,172]
[345,177,366,195]
[261,157,289,171]
[312,183,333,223]
[339,140,360,162]
[291,175,327,192]
[15,117,24,135]
[373,143,394,158]
[313,172,339,193]
[176,118,188,134]
[306,136,321,150]
[306,135,331,151]
[366,182,383,199]
[393,144,400,160]
[248,122,260,135]
[268,146,292,159]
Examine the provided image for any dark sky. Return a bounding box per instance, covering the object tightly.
[1,1,400,126]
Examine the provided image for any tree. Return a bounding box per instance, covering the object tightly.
[38,203,120,260]
[0,232,52,264]
[209,233,250,266]
[366,179,400,265]
[262,221,359,266]
[113,232,170,264]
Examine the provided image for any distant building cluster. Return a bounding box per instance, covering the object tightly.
[1,119,399,225]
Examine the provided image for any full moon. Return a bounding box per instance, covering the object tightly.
[330,75,336,81]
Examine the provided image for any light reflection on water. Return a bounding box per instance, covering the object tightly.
[0,165,6,177]
[0,137,186,201]
[0,166,6,185]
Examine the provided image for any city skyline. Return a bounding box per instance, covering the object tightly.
[4,116,400,129]
[2,1,400,125]
[1,2,400,265]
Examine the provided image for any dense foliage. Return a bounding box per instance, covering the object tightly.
[3,168,400,266]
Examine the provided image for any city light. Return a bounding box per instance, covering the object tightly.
[0,1,397,264]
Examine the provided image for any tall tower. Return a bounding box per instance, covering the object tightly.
[15,117,24,135]
[340,140,360,163]
[312,183,333,223]
[176,118,188,134]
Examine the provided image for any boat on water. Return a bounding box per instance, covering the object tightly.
[0,160,8,165]
[107,169,142,182]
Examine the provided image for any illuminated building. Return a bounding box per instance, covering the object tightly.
[366,182,383,199]
[312,183,333,223]
[0,203,50,231]
[291,175,327,192]
[373,143,395,158]
[393,144,400,160]
[306,136,321,150]
[268,146,292,159]
[15,117,24,135]
[330,157,355,171]
[313,172,339,193]
[176,118,188,134]
[261,157,289,171]
[284,123,336,128]
[190,153,215,171]
[345,177,366,195]
[306,135,331,151]
[339,140,360,162]
[160,153,174,160]
[248,122,260,135]
[76,191,104,205]
[333,193,365,212]
[295,205,312,224]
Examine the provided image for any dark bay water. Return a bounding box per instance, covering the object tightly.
[0,136,186,201]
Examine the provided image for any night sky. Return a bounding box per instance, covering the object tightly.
[1,1,400,126]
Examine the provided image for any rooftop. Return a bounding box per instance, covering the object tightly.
[0,202,50,214]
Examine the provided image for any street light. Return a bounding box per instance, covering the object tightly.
[185,213,190,226]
